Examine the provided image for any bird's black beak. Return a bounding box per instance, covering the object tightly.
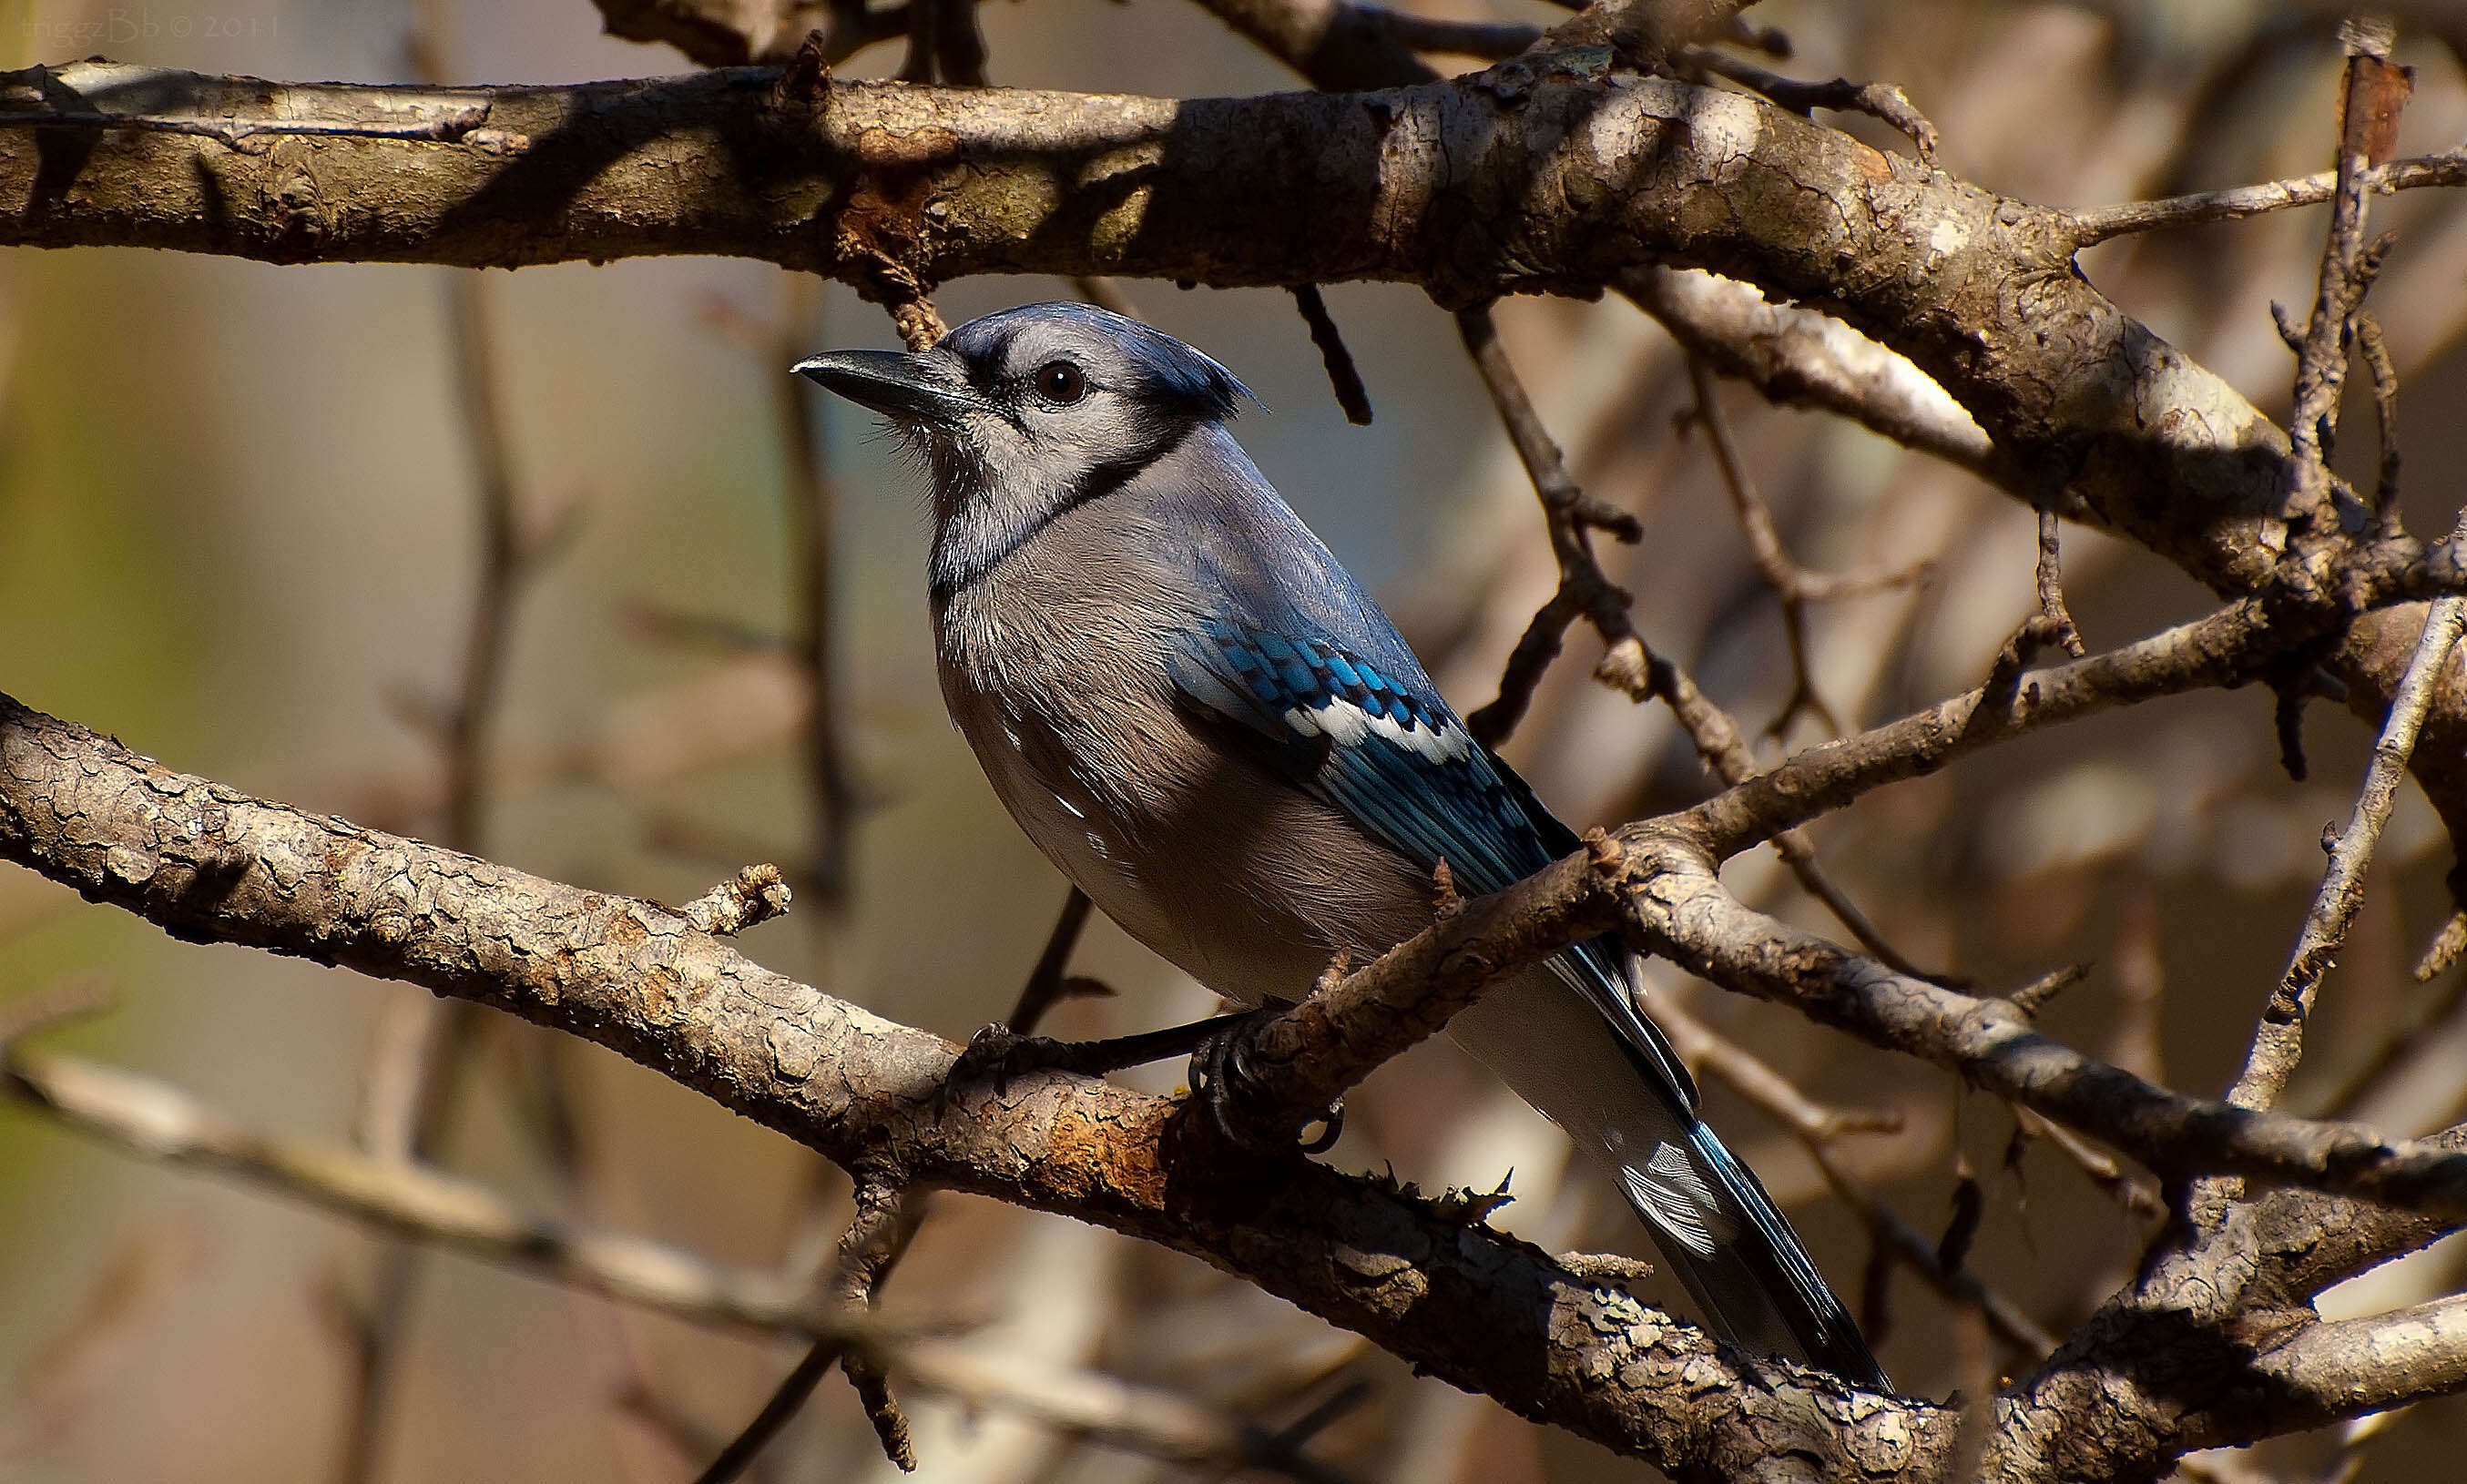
[791,349,971,422]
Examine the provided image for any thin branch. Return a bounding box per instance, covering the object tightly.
[1205,833,1636,1143]
[1683,48,1937,162]
[625,601,795,657]
[2009,1105,2162,1221]
[772,276,860,905]
[1375,12,1538,59]
[706,878,1092,1479]
[1461,310,1937,977]
[340,254,550,1484]
[3,1041,829,1332]
[438,272,525,858]
[833,1183,926,1469]
[1006,887,1107,1036]
[2224,508,2467,1115]
[2281,19,2411,534]
[1454,303,1643,749]
[2356,310,2402,533]
[1647,994,2059,1357]
[1682,599,2286,858]
[1685,356,1928,736]
[2063,148,2467,248]
[1290,285,1374,425]
[1624,263,2000,493]
[2034,508,2088,659]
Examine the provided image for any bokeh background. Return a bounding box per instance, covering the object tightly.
[5,0,2467,1479]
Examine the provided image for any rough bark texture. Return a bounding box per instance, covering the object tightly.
[7,57,2460,857]
[15,689,2467,1479]
[14,38,2467,1480]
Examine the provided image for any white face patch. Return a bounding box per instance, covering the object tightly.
[1283,699,1473,765]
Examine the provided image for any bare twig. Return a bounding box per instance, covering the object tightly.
[340,251,551,1484]
[692,1340,848,1483]
[834,1183,928,1469]
[1377,12,1538,59]
[5,1042,830,1332]
[2417,912,2467,983]
[438,274,525,858]
[1647,994,2058,1356]
[2034,508,2088,659]
[1068,275,1142,320]
[1626,267,1998,481]
[2281,19,2411,534]
[696,1182,928,1482]
[2356,310,2402,533]
[774,276,859,904]
[1006,887,1108,1036]
[2225,509,2467,1117]
[1685,356,1929,736]
[1461,311,1938,978]
[624,601,794,657]
[1683,48,1937,162]
[2010,1106,2162,1220]
[1450,309,1933,971]
[1290,285,1374,425]
[1453,303,1644,748]
[2063,149,2467,247]
[1682,599,2284,858]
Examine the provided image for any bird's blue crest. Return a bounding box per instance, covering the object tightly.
[938,301,1257,421]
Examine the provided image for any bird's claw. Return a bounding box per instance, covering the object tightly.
[939,1022,1065,1110]
[1186,1011,1345,1154]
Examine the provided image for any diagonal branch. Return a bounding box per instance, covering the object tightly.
[28,688,2467,1470]
[0,691,1942,1475]
[2224,509,2467,1115]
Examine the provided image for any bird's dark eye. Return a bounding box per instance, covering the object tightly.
[1034,361,1087,405]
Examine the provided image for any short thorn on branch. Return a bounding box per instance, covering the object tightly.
[2007,962,2088,1020]
[680,863,795,937]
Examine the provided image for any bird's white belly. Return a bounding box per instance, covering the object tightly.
[951,682,1424,1008]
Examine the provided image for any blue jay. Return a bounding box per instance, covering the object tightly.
[795,302,1885,1386]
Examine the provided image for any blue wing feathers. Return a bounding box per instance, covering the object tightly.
[1170,614,1703,1109]
[1167,570,1882,1385]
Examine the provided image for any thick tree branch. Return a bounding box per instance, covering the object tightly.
[0,690,1947,1478]
[17,56,2467,859]
[27,671,2467,1472]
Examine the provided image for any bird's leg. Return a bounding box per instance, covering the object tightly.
[948,1008,1266,1095]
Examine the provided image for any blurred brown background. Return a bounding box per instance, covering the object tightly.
[5,0,2467,1479]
